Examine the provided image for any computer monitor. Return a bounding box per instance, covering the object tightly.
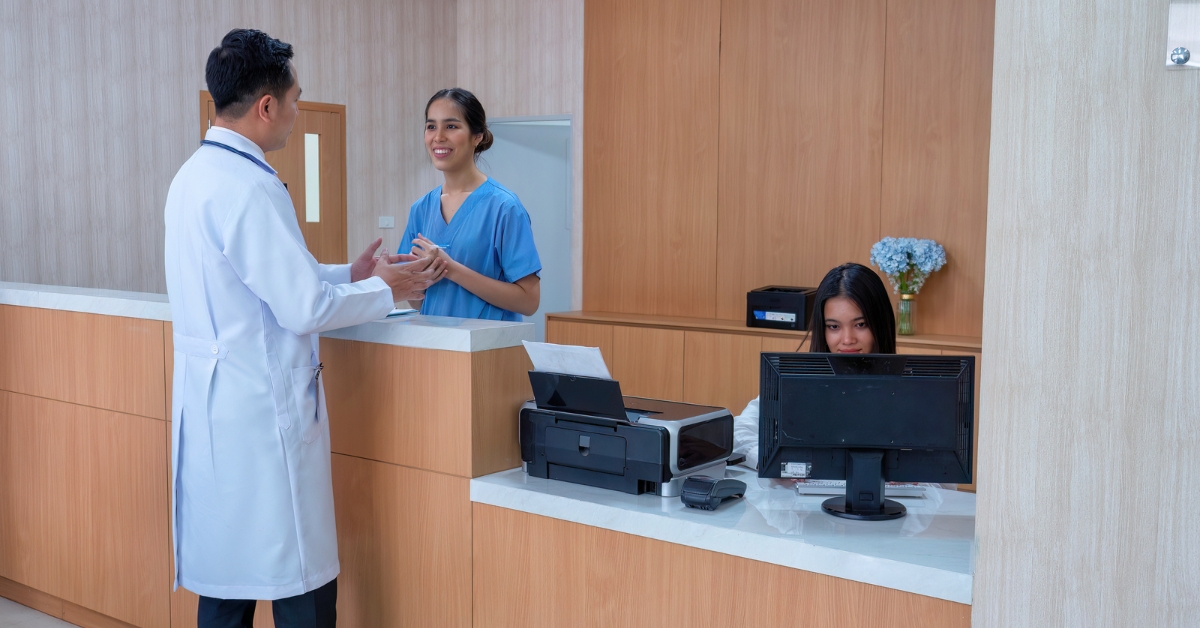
[758,353,975,521]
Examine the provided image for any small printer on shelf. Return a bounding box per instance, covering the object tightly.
[746,285,817,331]
[519,371,734,497]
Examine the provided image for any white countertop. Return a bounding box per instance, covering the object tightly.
[471,466,975,604]
[0,282,533,352]
[0,281,172,321]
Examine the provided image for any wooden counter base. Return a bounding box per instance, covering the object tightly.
[472,503,970,628]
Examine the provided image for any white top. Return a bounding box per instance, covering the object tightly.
[0,281,532,353]
[471,466,975,604]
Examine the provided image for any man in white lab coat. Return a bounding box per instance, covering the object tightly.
[164,29,444,628]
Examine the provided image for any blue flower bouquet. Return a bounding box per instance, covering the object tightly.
[869,237,946,335]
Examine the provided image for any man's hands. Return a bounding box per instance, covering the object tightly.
[351,238,394,282]
[371,249,447,303]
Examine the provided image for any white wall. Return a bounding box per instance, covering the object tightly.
[976,0,1200,624]
[456,0,585,309]
[0,0,455,292]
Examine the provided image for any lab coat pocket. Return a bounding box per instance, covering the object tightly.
[290,365,325,443]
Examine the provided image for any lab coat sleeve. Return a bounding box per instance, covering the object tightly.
[732,396,761,470]
[222,184,394,335]
[318,263,352,285]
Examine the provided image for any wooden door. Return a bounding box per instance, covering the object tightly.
[200,92,348,264]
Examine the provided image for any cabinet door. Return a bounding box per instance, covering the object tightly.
[897,344,943,355]
[544,320,614,372]
[761,336,809,354]
[683,332,762,413]
[611,326,684,401]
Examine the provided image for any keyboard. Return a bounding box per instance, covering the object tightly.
[794,480,926,498]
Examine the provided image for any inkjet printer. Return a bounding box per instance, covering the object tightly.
[519,371,734,497]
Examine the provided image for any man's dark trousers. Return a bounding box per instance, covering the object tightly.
[197,578,337,628]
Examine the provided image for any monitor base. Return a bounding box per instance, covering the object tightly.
[821,497,906,521]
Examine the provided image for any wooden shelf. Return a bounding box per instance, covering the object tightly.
[546,311,982,352]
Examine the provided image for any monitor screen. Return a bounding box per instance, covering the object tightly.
[757,353,975,520]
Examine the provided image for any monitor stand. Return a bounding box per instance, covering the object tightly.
[821,449,906,521]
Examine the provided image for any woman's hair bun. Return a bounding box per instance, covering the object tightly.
[476,128,494,154]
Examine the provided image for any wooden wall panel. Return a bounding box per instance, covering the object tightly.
[715,0,887,321]
[0,305,166,420]
[0,391,170,628]
[682,331,762,413]
[544,319,614,369]
[471,347,534,476]
[880,0,995,337]
[321,338,473,477]
[582,0,721,317]
[332,455,471,627]
[761,335,809,354]
[976,1,1200,624]
[610,326,684,401]
[0,1,454,293]
[473,503,969,627]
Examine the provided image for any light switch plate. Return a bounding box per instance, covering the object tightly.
[378,216,395,229]
[1167,2,1200,69]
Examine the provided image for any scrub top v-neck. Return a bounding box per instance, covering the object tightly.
[399,178,542,321]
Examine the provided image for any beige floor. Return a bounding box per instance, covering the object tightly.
[0,598,75,628]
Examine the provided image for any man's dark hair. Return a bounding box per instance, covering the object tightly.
[206,29,295,119]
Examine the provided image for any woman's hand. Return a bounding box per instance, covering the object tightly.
[409,234,453,285]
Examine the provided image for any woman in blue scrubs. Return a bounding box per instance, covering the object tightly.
[733,263,897,469]
[399,88,541,321]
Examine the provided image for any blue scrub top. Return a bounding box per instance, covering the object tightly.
[399,179,542,321]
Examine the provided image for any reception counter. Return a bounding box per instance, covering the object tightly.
[471,467,972,627]
[0,282,975,627]
[0,281,533,628]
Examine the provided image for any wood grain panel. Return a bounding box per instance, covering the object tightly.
[0,575,63,618]
[761,335,810,354]
[473,503,969,627]
[321,338,472,476]
[610,326,684,401]
[544,319,614,369]
[0,305,166,419]
[977,1,1200,623]
[332,455,471,627]
[471,347,534,477]
[715,0,886,321]
[879,0,995,337]
[582,0,721,317]
[549,311,982,352]
[897,345,942,355]
[62,602,140,628]
[682,332,762,413]
[0,391,170,628]
[2,2,454,293]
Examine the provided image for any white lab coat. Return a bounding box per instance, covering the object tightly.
[732,396,762,470]
[164,127,393,600]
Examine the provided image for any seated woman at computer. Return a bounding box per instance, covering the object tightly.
[732,262,897,469]
[399,88,542,321]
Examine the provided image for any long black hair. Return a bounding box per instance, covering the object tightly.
[807,263,896,354]
[425,88,494,156]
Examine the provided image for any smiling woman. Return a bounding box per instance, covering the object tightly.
[732,262,897,470]
[397,88,543,321]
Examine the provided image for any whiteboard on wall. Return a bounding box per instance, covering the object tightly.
[478,117,573,341]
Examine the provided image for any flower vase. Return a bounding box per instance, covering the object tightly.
[898,294,915,336]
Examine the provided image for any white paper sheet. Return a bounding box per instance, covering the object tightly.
[522,340,612,379]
